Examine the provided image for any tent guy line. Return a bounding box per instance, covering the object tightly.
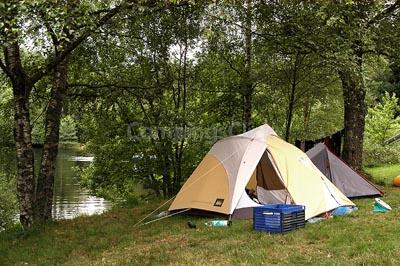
[169,125,355,220]
[141,208,191,226]
[132,147,243,228]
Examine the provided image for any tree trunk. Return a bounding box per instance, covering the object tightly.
[243,93,253,132]
[34,58,69,222]
[285,78,296,141]
[242,0,253,132]
[157,129,172,197]
[284,53,299,141]
[14,85,35,228]
[300,95,311,151]
[339,62,366,171]
[5,44,35,228]
[2,3,122,229]
[173,40,188,194]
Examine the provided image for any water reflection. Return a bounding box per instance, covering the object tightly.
[51,149,112,219]
[1,147,112,220]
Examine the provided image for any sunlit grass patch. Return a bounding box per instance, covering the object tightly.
[365,163,400,185]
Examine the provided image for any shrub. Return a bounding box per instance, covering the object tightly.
[77,164,140,207]
[364,92,400,166]
[363,142,400,167]
[60,115,78,143]
[365,92,400,145]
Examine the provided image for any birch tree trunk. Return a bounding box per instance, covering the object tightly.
[4,44,35,228]
[35,58,69,222]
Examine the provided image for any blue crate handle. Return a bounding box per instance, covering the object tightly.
[257,204,305,214]
[263,212,280,216]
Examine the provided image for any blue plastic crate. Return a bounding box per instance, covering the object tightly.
[253,204,305,233]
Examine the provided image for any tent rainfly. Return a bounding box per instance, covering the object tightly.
[306,143,383,198]
[169,124,355,220]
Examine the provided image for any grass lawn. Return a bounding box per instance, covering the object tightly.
[364,164,400,185]
[1,166,400,265]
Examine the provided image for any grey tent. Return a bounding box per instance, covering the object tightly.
[306,143,383,198]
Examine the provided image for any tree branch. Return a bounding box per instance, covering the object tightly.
[367,0,400,27]
[220,53,242,75]
[29,0,190,86]
[68,82,170,90]
[29,4,122,85]
[40,14,59,50]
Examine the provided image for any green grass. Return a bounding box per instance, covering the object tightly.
[1,166,400,265]
[364,163,400,185]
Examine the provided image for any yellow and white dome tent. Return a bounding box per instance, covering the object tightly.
[169,124,354,220]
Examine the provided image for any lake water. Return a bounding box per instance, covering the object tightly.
[1,147,112,220]
[50,148,112,219]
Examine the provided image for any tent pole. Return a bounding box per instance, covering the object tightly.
[228,214,232,226]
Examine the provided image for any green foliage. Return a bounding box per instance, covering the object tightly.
[363,143,400,167]
[365,92,400,145]
[364,92,400,166]
[32,114,78,144]
[31,121,45,145]
[2,1,400,207]
[60,115,78,142]
[78,163,139,207]
[253,53,344,141]
[0,173,17,231]
[66,1,400,201]
[0,82,13,147]
[67,5,212,199]
[364,55,394,103]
